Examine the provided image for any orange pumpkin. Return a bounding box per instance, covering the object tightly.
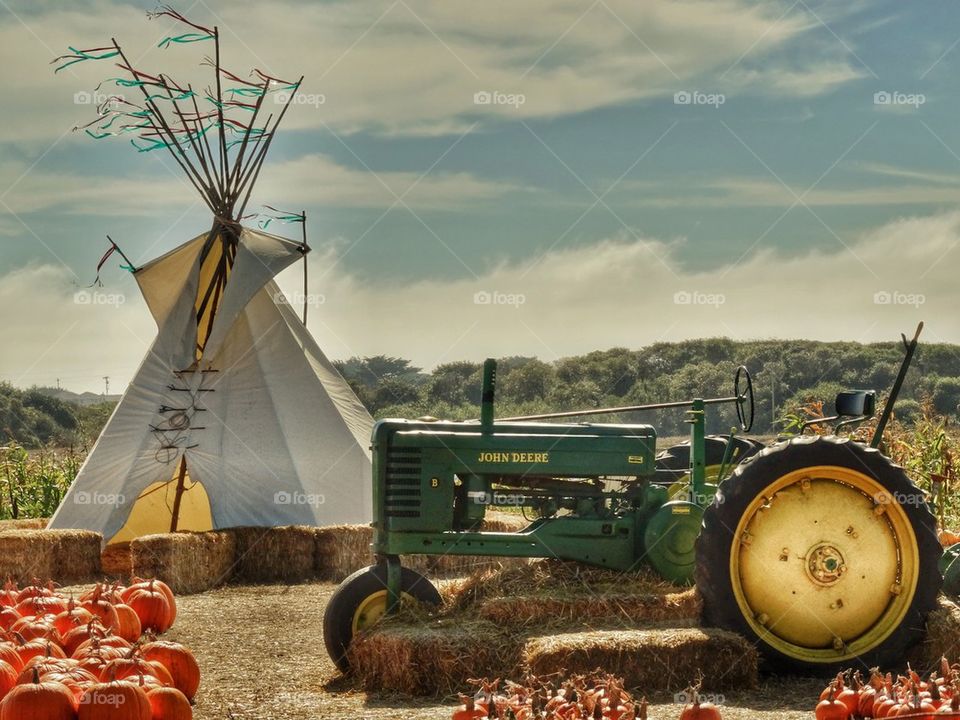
[0,668,77,720]
[111,605,141,644]
[146,686,192,720]
[15,638,66,667]
[0,609,19,633]
[38,667,98,706]
[0,659,17,702]
[78,678,151,720]
[53,601,94,638]
[80,588,120,634]
[101,655,174,687]
[123,583,172,634]
[122,581,176,626]
[140,641,200,701]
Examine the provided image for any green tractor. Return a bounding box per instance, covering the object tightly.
[324,324,941,674]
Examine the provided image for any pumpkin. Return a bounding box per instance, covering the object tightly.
[123,583,172,634]
[10,616,59,643]
[15,638,66,667]
[0,644,23,673]
[15,595,67,619]
[122,581,176,626]
[140,642,199,701]
[38,667,98,705]
[0,583,18,609]
[0,609,19,633]
[0,668,77,720]
[53,601,94,638]
[17,656,77,683]
[816,683,851,720]
[111,606,141,644]
[0,659,16,702]
[101,654,174,687]
[14,580,53,604]
[80,588,120,634]
[146,686,192,720]
[78,678,151,720]
[679,686,722,720]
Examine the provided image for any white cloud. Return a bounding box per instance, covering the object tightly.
[0,0,865,143]
[5,211,958,393]
[0,153,517,216]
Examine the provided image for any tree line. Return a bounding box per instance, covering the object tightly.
[4,337,960,448]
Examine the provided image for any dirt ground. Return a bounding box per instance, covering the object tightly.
[169,581,822,720]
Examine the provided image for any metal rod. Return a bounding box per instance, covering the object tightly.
[871,321,923,448]
[499,395,741,422]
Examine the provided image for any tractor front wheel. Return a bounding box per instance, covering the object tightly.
[323,564,441,673]
[696,435,941,674]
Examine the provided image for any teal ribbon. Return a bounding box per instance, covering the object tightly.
[158,32,214,49]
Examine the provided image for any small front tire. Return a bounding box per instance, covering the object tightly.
[323,563,441,673]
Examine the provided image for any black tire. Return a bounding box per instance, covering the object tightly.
[696,435,941,675]
[323,563,442,673]
[656,435,761,477]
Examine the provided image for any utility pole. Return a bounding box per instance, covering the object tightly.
[56,378,61,391]
[103,376,110,396]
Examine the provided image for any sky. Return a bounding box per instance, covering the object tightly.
[1,0,959,393]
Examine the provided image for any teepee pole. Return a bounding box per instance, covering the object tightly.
[169,456,188,533]
[301,210,308,326]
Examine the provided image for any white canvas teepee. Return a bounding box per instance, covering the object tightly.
[49,228,373,544]
[50,10,375,544]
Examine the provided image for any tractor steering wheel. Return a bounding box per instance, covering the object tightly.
[734,365,754,432]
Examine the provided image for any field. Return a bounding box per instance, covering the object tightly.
[173,581,822,720]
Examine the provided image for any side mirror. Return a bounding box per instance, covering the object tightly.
[835,390,876,418]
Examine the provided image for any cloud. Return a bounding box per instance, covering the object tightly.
[5,211,957,393]
[0,0,865,143]
[0,153,518,216]
[282,211,960,368]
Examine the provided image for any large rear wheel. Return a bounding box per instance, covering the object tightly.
[696,435,941,674]
[323,564,441,673]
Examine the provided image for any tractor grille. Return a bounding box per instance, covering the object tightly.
[384,448,422,518]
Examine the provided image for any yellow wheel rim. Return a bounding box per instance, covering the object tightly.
[351,591,412,634]
[730,465,919,662]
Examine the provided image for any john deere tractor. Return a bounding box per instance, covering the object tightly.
[324,324,941,674]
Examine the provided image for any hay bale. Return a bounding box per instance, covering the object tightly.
[0,530,100,585]
[228,526,317,583]
[101,542,133,579]
[131,531,236,595]
[349,619,522,696]
[315,525,373,581]
[477,588,700,627]
[0,518,49,532]
[522,627,758,692]
[909,596,960,672]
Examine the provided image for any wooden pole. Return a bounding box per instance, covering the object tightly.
[169,456,188,532]
[301,210,308,326]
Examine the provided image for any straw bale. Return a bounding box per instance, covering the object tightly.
[100,542,133,578]
[315,525,373,581]
[0,529,100,585]
[477,588,700,627]
[522,627,758,692]
[908,596,960,673]
[131,531,236,595]
[0,518,49,532]
[228,526,317,583]
[349,618,522,696]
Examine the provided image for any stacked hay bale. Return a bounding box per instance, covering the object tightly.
[347,559,756,697]
[229,526,317,583]
[131,531,236,594]
[0,524,101,584]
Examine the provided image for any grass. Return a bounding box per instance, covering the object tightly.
[0,444,79,520]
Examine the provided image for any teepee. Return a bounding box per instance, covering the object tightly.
[48,7,373,544]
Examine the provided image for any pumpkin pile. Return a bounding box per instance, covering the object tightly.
[0,577,200,719]
[815,661,960,719]
[451,674,723,719]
